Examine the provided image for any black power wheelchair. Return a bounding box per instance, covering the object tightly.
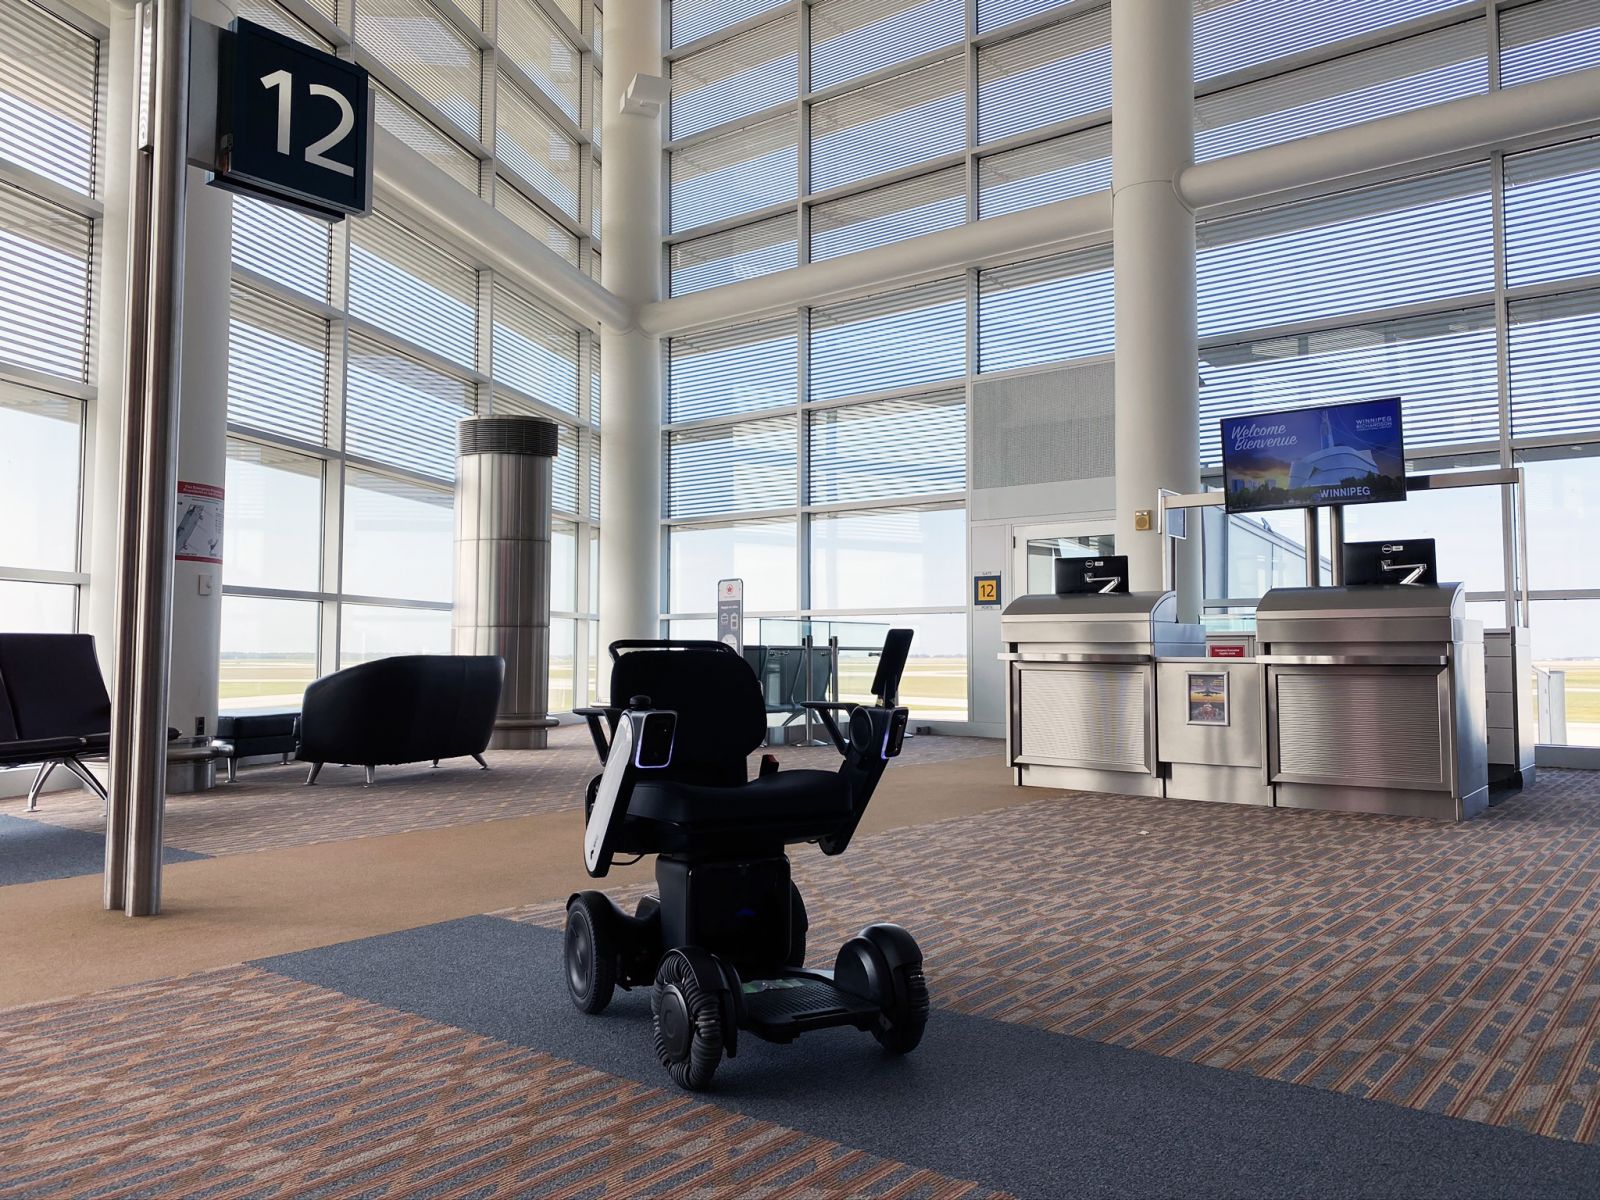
[564,630,926,1090]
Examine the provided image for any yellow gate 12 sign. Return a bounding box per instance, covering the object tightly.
[973,574,1002,607]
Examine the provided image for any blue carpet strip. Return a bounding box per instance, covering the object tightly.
[256,916,1600,1200]
[0,812,207,887]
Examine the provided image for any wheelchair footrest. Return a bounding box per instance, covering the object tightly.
[739,973,881,1043]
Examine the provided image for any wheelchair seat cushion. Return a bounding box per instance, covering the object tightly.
[630,769,851,829]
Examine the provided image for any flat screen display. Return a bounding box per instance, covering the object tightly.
[1342,538,1438,587]
[1221,398,1406,514]
[1054,556,1130,595]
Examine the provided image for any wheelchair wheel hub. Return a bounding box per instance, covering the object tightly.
[657,985,693,1060]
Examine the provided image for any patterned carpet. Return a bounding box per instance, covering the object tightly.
[0,727,997,859]
[504,767,1600,1145]
[0,966,1002,1200]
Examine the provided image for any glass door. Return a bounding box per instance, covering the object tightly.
[1011,521,1115,597]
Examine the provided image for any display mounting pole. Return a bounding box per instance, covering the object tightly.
[111,0,192,917]
[1303,508,1321,588]
[1327,506,1345,586]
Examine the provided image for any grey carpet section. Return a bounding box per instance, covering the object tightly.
[0,812,206,886]
[256,916,1600,1200]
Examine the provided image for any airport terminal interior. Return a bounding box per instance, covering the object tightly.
[6,0,1600,1195]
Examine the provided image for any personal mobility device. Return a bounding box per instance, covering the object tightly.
[1220,397,1406,514]
[1342,538,1438,587]
[565,631,924,1091]
[1055,554,1130,594]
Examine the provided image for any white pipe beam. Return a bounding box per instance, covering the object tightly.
[1180,64,1600,211]
[596,0,665,649]
[639,190,1113,337]
[372,127,630,331]
[1113,0,1200,611]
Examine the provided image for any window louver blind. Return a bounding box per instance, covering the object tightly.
[810,278,966,402]
[671,16,798,140]
[670,216,797,296]
[0,0,98,195]
[497,77,581,217]
[1197,309,1498,466]
[810,56,964,194]
[552,422,580,512]
[669,413,797,516]
[373,85,480,192]
[671,0,788,49]
[232,194,332,299]
[811,167,965,262]
[496,179,580,265]
[1500,0,1600,88]
[498,0,582,123]
[1196,166,1493,341]
[809,391,966,503]
[669,316,797,421]
[1504,138,1600,289]
[492,281,580,413]
[978,246,1113,373]
[591,161,601,239]
[236,0,333,48]
[1194,0,1470,82]
[355,0,481,139]
[303,0,339,25]
[1195,22,1486,163]
[810,0,964,92]
[976,0,1074,36]
[978,124,1109,218]
[590,69,602,151]
[977,8,1112,145]
[227,284,330,445]
[592,5,602,56]
[670,114,798,233]
[350,211,478,368]
[1509,289,1600,440]
[0,183,91,382]
[346,332,475,479]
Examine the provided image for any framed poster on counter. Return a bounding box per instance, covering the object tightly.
[1187,671,1229,726]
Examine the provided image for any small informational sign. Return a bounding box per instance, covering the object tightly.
[973,574,1002,608]
[175,481,224,564]
[1207,642,1248,659]
[716,578,743,654]
[1187,671,1229,726]
[211,18,373,218]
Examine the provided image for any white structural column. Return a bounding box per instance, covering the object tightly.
[1111,0,1201,611]
[596,0,665,651]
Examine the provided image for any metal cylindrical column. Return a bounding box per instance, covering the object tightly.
[598,0,664,651]
[454,416,561,749]
[1112,0,1200,616]
[114,0,192,916]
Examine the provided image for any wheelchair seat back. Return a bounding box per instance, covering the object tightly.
[610,642,765,787]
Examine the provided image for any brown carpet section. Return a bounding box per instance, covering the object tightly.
[0,966,1006,1200]
[0,726,999,858]
[506,768,1600,1145]
[0,754,1018,1010]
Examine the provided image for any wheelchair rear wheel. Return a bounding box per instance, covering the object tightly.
[565,892,617,1014]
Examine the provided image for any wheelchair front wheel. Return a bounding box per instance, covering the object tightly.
[565,892,617,1014]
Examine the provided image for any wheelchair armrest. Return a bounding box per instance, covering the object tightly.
[584,707,677,877]
[574,706,622,764]
[819,704,910,858]
[799,701,856,755]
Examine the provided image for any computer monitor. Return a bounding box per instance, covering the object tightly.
[1342,538,1437,587]
[1055,555,1130,595]
[1220,397,1406,514]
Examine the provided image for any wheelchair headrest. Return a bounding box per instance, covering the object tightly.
[609,641,766,769]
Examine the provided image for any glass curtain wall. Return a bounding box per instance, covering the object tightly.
[0,0,101,634]
[662,0,1600,738]
[222,0,602,715]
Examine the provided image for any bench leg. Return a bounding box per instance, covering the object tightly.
[25,761,57,811]
[364,765,376,786]
[227,757,237,784]
[305,762,323,786]
[61,757,108,803]
[472,753,489,771]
